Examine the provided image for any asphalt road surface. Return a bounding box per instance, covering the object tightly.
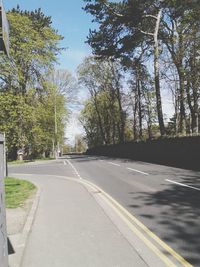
[9,155,200,266]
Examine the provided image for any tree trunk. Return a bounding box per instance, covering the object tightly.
[138,77,143,139]
[186,53,199,134]
[177,66,186,135]
[116,89,125,143]
[192,84,199,134]
[146,91,153,140]
[111,63,125,143]
[154,9,165,136]
[132,89,138,140]
[174,81,179,135]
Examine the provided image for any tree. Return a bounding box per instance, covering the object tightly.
[46,69,78,156]
[0,92,33,159]
[29,85,68,158]
[80,99,104,148]
[47,69,78,107]
[158,0,200,135]
[0,7,63,95]
[0,8,69,159]
[184,22,200,134]
[84,0,166,135]
[127,58,157,140]
[78,56,127,144]
[75,135,87,153]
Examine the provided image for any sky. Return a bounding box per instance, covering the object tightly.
[3,0,93,144]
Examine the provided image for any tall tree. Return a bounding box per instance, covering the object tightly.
[29,84,68,158]
[0,92,33,159]
[78,57,127,145]
[0,7,63,95]
[159,0,200,135]
[84,0,166,135]
[0,8,68,159]
[47,69,78,107]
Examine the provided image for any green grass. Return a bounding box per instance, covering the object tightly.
[8,160,34,165]
[8,157,54,165]
[5,177,36,208]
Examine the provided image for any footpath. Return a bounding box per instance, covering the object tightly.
[7,172,183,267]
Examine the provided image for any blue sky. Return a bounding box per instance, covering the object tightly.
[4,0,93,73]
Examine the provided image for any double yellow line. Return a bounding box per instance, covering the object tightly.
[81,179,193,267]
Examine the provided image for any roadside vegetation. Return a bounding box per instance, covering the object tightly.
[79,1,200,148]
[0,6,77,161]
[5,177,36,208]
[8,157,54,165]
[8,160,33,165]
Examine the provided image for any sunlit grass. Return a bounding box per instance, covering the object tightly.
[8,157,54,165]
[5,177,36,208]
[8,160,33,165]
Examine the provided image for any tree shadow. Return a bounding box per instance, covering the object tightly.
[128,173,200,266]
[62,155,107,162]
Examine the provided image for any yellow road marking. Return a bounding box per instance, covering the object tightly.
[100,193,177,267]
[82,179,193,267]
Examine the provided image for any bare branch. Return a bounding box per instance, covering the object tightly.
[138,29,154,37]
[103,2,124,17]
[142,14,157,20]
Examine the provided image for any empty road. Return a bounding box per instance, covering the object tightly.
[9,155,200,266]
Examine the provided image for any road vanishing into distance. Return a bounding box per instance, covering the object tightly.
[9,155,200,266]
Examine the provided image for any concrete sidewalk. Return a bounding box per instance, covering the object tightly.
[7,174,170,267]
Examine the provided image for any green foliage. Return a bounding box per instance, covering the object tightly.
[11,6,53,28]
[0,8,70,160]
[29,85,68,157]
[0,92,33,156]
[80,90,127,147]
[84,0,154,59]
[75,135,87,153]
[80,97,105,147]
[84,0,200,60]
[78,56,128,146]
[0,8,63,94]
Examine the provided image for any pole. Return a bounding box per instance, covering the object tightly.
[54,91,58,159]
[0,134,8,267]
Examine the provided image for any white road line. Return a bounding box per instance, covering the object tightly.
[63,161,66,165]
[66,159,82,180]
[108,162,120,167]
[127,167,149,176]
[166,179,200,191]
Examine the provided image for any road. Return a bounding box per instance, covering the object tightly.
[9,155,200,266]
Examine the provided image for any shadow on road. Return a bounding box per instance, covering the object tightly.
[128,172,200,266]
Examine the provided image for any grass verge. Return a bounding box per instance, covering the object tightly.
[8,160,34,165]
[8,157,54,165]
[5,177,36,208]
